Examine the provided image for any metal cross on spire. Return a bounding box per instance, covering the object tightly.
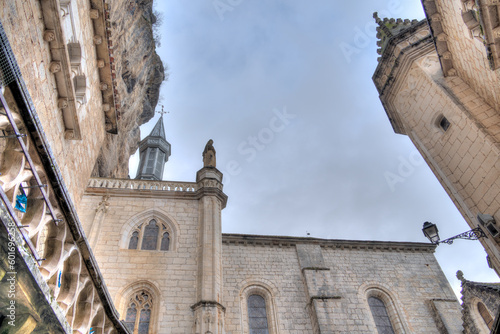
[157,105,169,117]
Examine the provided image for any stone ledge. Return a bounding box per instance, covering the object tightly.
[222,233,436,252]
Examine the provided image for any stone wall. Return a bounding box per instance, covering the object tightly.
[424,0,500,111]
[1,0,107,206]
[389,55,500,271]
[80,191,200,334]
[222,237,462,333]
[374,13,500,273]
[82,181,462,333]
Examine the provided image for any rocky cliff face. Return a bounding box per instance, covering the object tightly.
[92,0,164,178]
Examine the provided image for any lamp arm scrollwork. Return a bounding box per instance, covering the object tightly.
[440,227,487,245]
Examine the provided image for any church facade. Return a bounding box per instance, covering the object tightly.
[79,118,463,333]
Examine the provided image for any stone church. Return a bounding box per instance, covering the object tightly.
[0,0,490,333]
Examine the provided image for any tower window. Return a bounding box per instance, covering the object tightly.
[439,116,450,131]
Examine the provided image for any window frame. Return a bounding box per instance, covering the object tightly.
[127,219,172,252]
[240,284,279,334]
[120,210,179,252]
[117,281,161,334]
[368,296,396,334]
[363,287,406,334]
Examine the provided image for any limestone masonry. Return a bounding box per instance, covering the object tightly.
[0,0,495,333]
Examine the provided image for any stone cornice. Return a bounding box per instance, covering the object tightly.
[222,233,436,252]
[421,0,457,76]
[90,0,120,134]
[39,0,81,139]
[190,300,226,312]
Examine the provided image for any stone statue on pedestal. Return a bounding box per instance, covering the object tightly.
[203,139,216,167]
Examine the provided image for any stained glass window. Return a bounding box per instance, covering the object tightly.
[128,231,139,249]
[248,294,269,334]
[123,291,152,334]
[368,297,395,334]
[138,304,151,334]
[128,220,170,251]
[160,232,170,251]
[124,302,137,332]
[141,220,159,250]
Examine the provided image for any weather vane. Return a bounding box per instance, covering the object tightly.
[157,105,169,117]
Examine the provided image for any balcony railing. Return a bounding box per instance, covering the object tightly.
[88,177,198,192]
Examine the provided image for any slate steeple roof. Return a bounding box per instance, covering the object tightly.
[149,114,166,139]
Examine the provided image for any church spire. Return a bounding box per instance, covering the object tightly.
[135,107,171,180]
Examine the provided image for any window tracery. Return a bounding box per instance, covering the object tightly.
[128,219,171,251]
[123,291,152,334]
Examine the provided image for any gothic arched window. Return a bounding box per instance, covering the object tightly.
[123,291,153,334]
[248,294,269,333]
[141,220,159,250]
[160,232,170,251]
[127,220,171,251]
[368,296,395,334]
[478,302,494,330]
[128,231,139,250]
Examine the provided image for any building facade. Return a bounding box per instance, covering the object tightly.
[373,0,500,274]
[76,122,464,333]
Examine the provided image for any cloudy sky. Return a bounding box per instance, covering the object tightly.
[129,0,499,296]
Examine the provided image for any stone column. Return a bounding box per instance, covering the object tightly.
[88,195,109,249]
[296,244,343,333]
[193,167,227,334]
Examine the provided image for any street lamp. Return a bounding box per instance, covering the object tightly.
[422,221,487,245]
[422,221,440,243]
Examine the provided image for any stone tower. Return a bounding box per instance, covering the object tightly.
[136,115,171,180]
[373,3,500,275]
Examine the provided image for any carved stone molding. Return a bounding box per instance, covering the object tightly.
[39,0,82,140]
